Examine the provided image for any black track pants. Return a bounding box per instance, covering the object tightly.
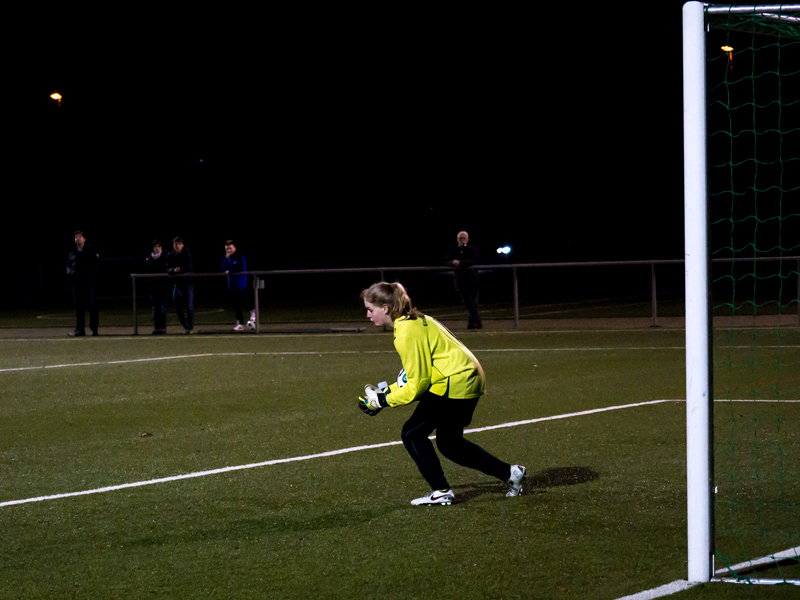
[400,392,511,491]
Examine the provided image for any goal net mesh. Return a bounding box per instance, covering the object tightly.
[706,5,800,583]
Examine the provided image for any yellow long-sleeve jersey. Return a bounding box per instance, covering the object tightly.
[384,314,486,407]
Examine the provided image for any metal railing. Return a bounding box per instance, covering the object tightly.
[130,256,800,335]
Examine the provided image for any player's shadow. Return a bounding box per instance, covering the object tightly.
[453,466,600,503]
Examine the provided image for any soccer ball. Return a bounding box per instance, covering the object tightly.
[246,319,256,330]
[397,369,407,388]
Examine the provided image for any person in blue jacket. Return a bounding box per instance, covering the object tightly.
[223,240,255,331]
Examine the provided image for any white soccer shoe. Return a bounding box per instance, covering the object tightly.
[233,322,244,331]
[506,465,526,497]
[411,489,455,506]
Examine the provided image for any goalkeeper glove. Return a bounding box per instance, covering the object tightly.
[358,383,389,416]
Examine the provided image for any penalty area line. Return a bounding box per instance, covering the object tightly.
[614,544,800,598]
[614,580,700,600]
[2,398,797,508]
[1,399,679,509]
[0,441,404,508]
[465,399,678,434]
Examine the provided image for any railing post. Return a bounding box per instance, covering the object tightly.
[513,266,520,330]
[132,276,138,336]
[254,275,260,334]
[797,259,800,326]
[379,269,388,331]
[651,263,659,327]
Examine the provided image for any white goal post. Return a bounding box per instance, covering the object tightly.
[682,0,712,584]
[682,1,800,585]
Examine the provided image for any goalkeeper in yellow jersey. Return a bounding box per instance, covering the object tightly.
[358,281,526,506]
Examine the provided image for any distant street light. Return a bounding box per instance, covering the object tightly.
[721,45,733,70]
[496,246,511,255]
[50,92,63,106]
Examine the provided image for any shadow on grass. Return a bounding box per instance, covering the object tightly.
[527,466,599,489]
[453,466,599,503]
[127,505,402,548]
[129,468,602,546]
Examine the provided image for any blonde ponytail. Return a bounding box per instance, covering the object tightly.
[360,281,422,320]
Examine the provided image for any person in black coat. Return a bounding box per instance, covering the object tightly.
[66,230,100,337]
[445,231,482,329]
[166,237,195,333]
[145,240,169,334]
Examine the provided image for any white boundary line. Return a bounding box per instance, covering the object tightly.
[0,440,403,508]
[1,341,795,595]
[0,399,680,508]
[4,397,797,509]
[714,545,800,584]
[3,345,799,374]
[615,580,700,600]
[616,545,800,598]
[716,545,800,575]
[0,325,794,342]
[3,395,798,596]
[0,351,393,373]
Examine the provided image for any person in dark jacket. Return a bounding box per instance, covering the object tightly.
[445,231,482,329]
[145,240,169,334]
[166,236,195,334]
[66,230,100,337]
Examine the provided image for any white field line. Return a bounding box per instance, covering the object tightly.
[0,349,612,373]
[3,397,798,509]
[0,440,404,508]
[1,353,220,372]
[0,325,794,343]
[3,345,799,374]
[614,580,700,600]
[0,398,680,508]
[616,545,800,598]
[2,349,797,598]
[715,545,800,578]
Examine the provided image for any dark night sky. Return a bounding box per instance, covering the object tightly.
[11,4,693,275]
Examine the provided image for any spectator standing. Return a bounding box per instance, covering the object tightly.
[222,240,255,331]
[445,231,482,329]
[146,240,169,334]
[66,230,100,337]
[166,236,195,334]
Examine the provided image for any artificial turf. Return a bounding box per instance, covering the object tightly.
[0,327,797,599]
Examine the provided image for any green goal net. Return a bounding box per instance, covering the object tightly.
[705,4,800,585]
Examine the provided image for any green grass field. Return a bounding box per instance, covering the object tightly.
[1,321,798,599]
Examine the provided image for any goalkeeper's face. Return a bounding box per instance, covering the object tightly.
[364,300,392,327]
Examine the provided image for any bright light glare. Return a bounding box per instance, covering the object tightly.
[496,246,511,255]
